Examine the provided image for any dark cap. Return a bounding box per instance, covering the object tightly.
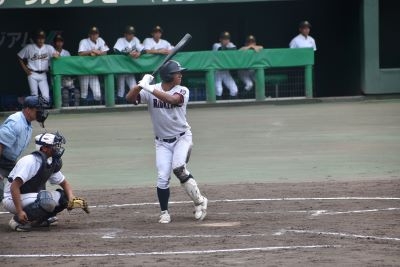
[125,25,135,34]
[23,96,41,109]
[246,35,256,43]
[89,26,99,34]
[34,29,46,39]
[53,34,64,42]
[299,20,312,28]
[220,31,231,40]
[152,25,163,33]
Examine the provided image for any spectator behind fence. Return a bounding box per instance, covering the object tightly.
[212,31,238,99]
[78,26,109,106]
[53,34,80,107]
[113,26,144,104]
[143,26,173,55]
[17,29,59,104]
[0,96,48,202]
[238,35,264,92]
[289,20,317,51]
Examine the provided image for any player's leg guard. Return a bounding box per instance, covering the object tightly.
[23,190,57,223]
[62,88,70,107]
[51,189,69,215]
[73,88,81,106]
[182,178,208,220]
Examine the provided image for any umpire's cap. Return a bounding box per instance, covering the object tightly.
[23,96,41,109]
[152,25,163,33]
[220,31,231,40]
[125,25,135,34]
[299,20,312,28]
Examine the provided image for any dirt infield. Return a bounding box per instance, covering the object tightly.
[1,179,399,266]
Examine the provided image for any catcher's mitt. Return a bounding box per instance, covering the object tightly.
[67,197,90,214]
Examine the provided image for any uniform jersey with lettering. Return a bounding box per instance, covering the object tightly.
[78,37,109,53]
[17,44,56,71]
[139,83,190,138]
[289,34,317,51]
[113,37,144,54]
[143,38,173,51]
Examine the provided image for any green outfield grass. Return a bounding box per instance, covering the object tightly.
[12,99,400,190]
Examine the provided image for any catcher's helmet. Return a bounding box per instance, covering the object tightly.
[159,60,187,82]
[35,132,66,158]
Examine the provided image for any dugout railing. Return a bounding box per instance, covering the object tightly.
[51,48,314,108]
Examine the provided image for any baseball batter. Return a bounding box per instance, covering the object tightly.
[143,26,173,55]
[126,60,208,224]
[113,26,144,104]
[289,21,317,51]
[212,31,238,99]
[78,26,109,105]
[17,29,59,103]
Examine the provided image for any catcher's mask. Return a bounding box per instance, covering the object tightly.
[35,131,66,158]
[23,96,49,128]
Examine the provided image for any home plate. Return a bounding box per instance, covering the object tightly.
[200,222,241,227]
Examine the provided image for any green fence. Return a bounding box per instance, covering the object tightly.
[51,48,314,108]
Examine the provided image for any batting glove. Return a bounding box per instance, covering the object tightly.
[138,81,156,94]
[140,74,154,85]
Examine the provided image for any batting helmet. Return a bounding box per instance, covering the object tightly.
[159,60,187,82]
[35,132,66,158]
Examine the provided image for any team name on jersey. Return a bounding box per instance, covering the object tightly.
[31,53,49,61]
[153,99,177,109]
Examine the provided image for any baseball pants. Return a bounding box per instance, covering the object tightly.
[27,72,50,102]
[238,69,256,91]
[79,75,101,101]
[117,74,137,98]
[2,190,61,215]
[215,70,238,97]
[155,132,193,189]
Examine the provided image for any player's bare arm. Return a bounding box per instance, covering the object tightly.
[125,85,142,104]
[10,177,29,223]
[59,179,75,201]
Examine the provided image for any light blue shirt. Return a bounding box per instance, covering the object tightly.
[0,111,32,161]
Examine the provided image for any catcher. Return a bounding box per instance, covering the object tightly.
[2,132,89,232]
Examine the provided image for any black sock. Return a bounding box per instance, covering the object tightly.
[157,187,170,211]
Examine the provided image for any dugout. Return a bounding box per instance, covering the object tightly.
[0,0,399,108]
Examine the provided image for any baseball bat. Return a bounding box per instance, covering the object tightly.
[151,33,192,76]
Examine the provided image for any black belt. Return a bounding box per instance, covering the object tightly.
[29,69,46,74]
[156,132,185,143]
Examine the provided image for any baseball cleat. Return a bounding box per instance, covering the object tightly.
[9,216,31,232]
[194,197,208,221]
[38,216,59,227]
[159,210,171,224]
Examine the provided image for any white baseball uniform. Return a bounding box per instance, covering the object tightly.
[17,44,56,102]
[113,37,144,98]
[78,37,109,101]
[212,42,238,97]
[289,34,317,51]
[238,69,256,91]
[143,38,173,51]
[138,83,192,189]
[2,154,64,214]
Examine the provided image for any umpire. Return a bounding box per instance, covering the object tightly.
[0,96,48,201]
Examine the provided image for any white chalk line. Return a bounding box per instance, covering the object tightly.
[0,245,340,258]
[101,232,269,239]
[89,196,400,209]
[274,229,400,242]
